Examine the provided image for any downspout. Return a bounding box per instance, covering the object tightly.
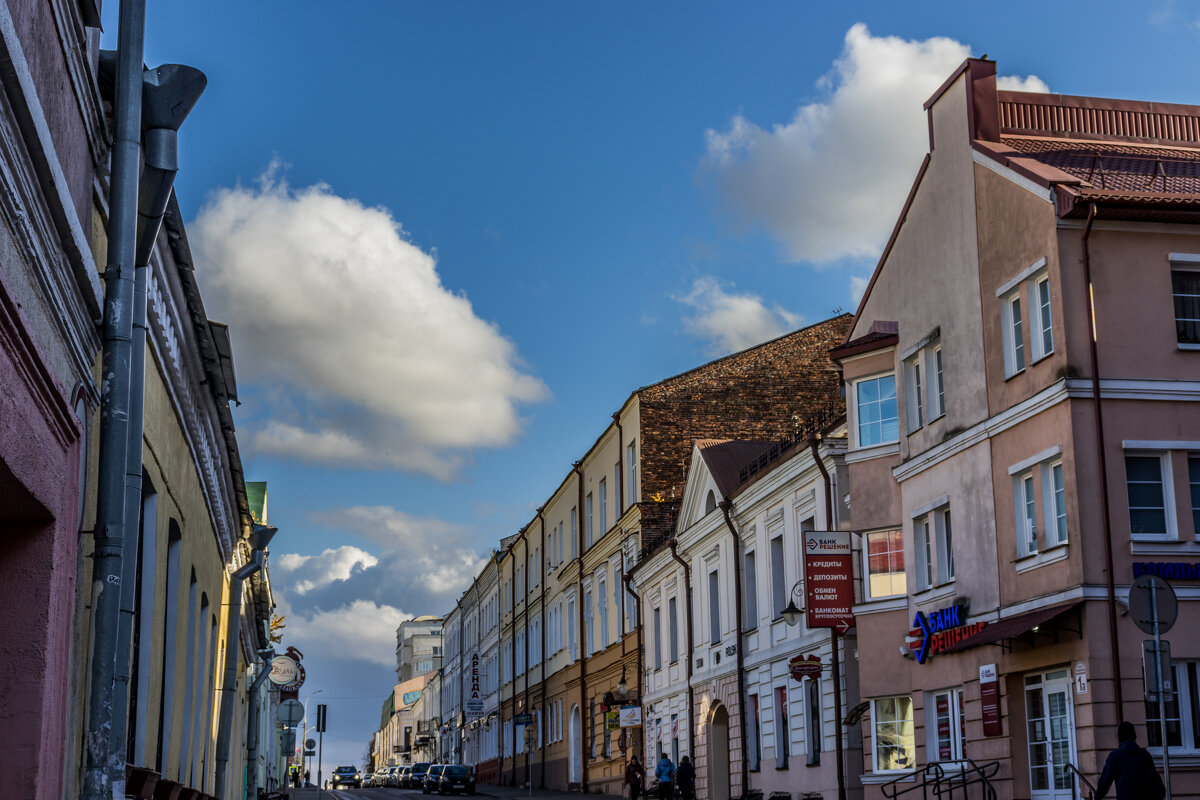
[537,509,548,788]
[621,546,644,755]
[460,598,465,764]
[1081,203,1124,718]
[521,527,530,786]
[717,500,750,800]
[110,59,206,780]
[810,436,846,800]
[666,541,694,757]
[572,461,588,792]
[613,413,625,512]
[245,650,276,800]
[82,2,146,795]
[215,525,276,798]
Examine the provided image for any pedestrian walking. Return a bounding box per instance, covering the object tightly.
[626,755,646,800]
[1096,721,1166,800]
[655,754,676,800]
[676,756,695,800]
[304,769,310,787]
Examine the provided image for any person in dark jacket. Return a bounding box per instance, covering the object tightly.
[1096,721,1165,800]
[625,755,646,800]
[676,756,696,800]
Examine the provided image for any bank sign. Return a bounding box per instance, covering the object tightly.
[803,531,855,633]
[906,603,987,664]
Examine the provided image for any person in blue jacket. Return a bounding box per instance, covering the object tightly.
[1096,721,1165,800]
[655,754,676,800]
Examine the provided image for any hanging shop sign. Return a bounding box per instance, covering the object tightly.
[803,531,855,633]
[1133,561,1200,581]
[906,603,987,664]
[979,664,1002,737]
[789,654,823,682]
[619,705,642,728]
[605,711,621,731]
[466,653,484,717]
[269,655,300,686]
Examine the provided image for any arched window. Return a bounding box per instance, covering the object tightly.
[156,520,182,772]
[130,475,158,764]
[178,571,198,781]
[705,491,717,515]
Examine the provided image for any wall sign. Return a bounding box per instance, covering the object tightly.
[980,664,1001,736]
[789,654,822,682]
[402,690,422,706]
[619,705,642,728]
[803,531,855,633]
[1133,561,1200,580]
[466,653,484,716]
[907,603,987,664]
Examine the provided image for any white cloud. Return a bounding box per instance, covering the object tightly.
[676,276,802,356]
[274,545,378,595]
[997,74,1050,93]
[278,599,410,668]
[191,166,548,478]
[701,24,1048,264]
[850,275,870,306]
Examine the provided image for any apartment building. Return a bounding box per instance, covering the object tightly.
[836,58,1200,800]
[397,615,444,682]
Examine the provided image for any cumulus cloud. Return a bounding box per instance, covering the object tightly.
[700,24,1048,264]
[850,275,871,306]
[277,598,410,668]
[274,545,378,595]
[192,166,548,478]
[676,276,802,356]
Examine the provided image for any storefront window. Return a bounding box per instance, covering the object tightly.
[872,696,914,772]
[1145,660,1200,750]
[926,689,965,762]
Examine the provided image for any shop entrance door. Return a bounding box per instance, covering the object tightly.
[1025,669,1077,800]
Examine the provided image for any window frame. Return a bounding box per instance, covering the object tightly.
[852,372,899,449]
[925,688,967,764]
[864,529,906,600]
[871,695,915,774]
[1171,255,1200,349]
[1031,274,1054,362]
[1001,290,1026,377]
[904,353,924,432]
[1125,451,1176,541]
[1146,659,1200,753]
[912,501,953,590]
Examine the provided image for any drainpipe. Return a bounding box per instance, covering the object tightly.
[520,527,530,787]
[717,500,750,800]
[245,649,276,800]
[666,541,694,757]
[214,524,277,797]
[82,2,146,795]
[110,59,206,782]
[537,509,548,788]
[613,414,625,512]
[572,461,588,792]
[1080,203,1124,718]
[810,436,846,800]
[621,545,644,758]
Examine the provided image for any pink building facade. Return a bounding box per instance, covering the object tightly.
[837,60,1200,800]
[0,1,105,797]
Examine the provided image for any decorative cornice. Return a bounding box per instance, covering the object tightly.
[47,0,108,167]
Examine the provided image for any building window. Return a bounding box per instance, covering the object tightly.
[599,479,608,535]
[1033,276,1054,360]
[927,689,966,762]
[709,570,721,646]
[872,696,915,772]
[775,686,789,769]
[904,354,924,432]
[627,441,638,503]
[598,572,609,649]
[571,508,578,558]
[933,346,945,418]
[1191,456,1200,535]
[1127,454,1171,538]
[770,535,786,618]
[668,597,679,663]
[584,587,594,655]
[913,505,953,589]
[1002,292,1026,377]
[1173,265,1200,345]
[586,493,594,548]
[653,607,662,670]
[865,530,906,599]
[1146,660,1200,750]
[748,694,761,771]
[806,677,822,766]
[744,550,759,629]
[855,374,898,447]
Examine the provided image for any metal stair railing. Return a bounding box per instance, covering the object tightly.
[931,760,999,800]
[881,763,946,800]
[1064,762,1097,800]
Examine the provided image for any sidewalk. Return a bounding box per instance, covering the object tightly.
[478,784,625,800]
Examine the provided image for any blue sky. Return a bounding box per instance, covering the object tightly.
[105,0,1200,771]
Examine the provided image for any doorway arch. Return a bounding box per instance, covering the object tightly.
[569,704,582,785]
[708,703,730,800]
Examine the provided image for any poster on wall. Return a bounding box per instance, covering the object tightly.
[980,663,1002,737]
[803,531,855,632]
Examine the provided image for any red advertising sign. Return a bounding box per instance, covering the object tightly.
[980,664,1002,736]
[803,531,855,633]
[789,654,823,682]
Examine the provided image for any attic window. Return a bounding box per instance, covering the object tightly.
[705,491,717,515]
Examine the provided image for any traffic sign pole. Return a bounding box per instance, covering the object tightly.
[1151,583,1173,800]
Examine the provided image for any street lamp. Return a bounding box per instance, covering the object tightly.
[781,581,805,627]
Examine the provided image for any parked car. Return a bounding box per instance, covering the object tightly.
[400,765,414,787]
[374,768,390,786]
[409,762,432,789]
[422,764,446,793]
[437,764,476,795]
[331,765,361,788]
[387,765,402,787]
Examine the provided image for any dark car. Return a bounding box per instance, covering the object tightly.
[423,764,446,793]
[400,765,413,788]
[409,762,432,789]
[331,765,361,788]
[437,764,476,795]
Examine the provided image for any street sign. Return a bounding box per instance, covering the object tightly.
[269,655,300,686]
[305,738,316,750]
[803,531,855,632]
[1130,574,1178,635]
[304,749,316,757]
[514,712,533,725]
[277,699,304,727]
[1144,640,1174,701]
[316,703,327,733]
[281,728,296,753]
